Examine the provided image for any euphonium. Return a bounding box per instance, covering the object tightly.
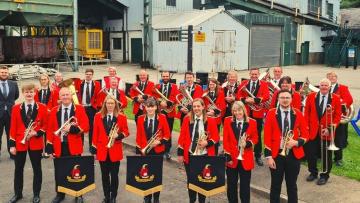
[202,92,221,114]
[21,120,37,144]
[141,129,161,155]
[54,116,77,142]
[237,133,248,160]
[280,127,294,156]
[193,130,208,156]
[106,123,119,148]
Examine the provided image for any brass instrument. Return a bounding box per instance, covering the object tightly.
[21,120,37,144]
[193,130,208,156]
[153,88,174,113]
[202,92,221,114]
[240,86,262,111]
[132,85,145,96]
[340,104,355,124]
[176,85,193,111]
[54,116,77,142]
[141,129,161,154]
[101,87,123,107]
[280,127,294,156]
[259,67,270,81]
[106,123,119,148]
[326,104,339,151]
[237,133,248,160]
[59,78,80,105]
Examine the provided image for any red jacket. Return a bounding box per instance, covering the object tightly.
[34,87,55,110]
[75,80,101,109]
[129,80,155,115]
[178,116,219,164]
[264,108,309,159]
[270,89,302,111]
[9,102,48,151]
[223,117,258,170]
[92,112,129,162]
[236,80,270,118]
[50,89,60,108]
[46,104,89,157]
[136,114,170,154]
[203,89,226,124]
[304,92,341,141]
[96,89,128,110]
[176,84,203,118]
[332,84,353,107]
[154,83,178,118]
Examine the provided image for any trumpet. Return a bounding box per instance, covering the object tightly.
[176,85,193,111]
[153,88,174,113]
[141,129,161,155]
[54,116,77,142]
[193,130,208,156]
[21,120,37,144]
[106,123,119,148]
[202,92,221,114]
[280,127,294,156]
[237,133,248,160]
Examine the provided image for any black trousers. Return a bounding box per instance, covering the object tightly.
[164,116,174,154]
[304,136,332,179]
[334,123,347,161]
[85,106,96,149]
[144,152,163,203]
[99,154,120,200]
[184,163,206,203]
[253,117,263,158]
[270,151,300,203]
[14,150,42,196]
[0,113,11,155]
[226,161,251,203]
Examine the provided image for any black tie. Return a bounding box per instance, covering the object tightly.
[283,111,289,136]
[64,107,69,124]
[163,84,168,96]
[148,119,153,135]
[2,82,7,98]
[191,119,200,153]
[320,95,325,114]
[140,82,144,91]
[41,89,47,103]
[107,115,112,132]
[86,82,91,104]
[210,92,215,100]
[188,86,191,93]
[26,104,33,124]
[237,122,242,137]
[251,81,256,93]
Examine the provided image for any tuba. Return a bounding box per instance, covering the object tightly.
[237,133,248,160]
[106,123,119,148]
[153,88,174,113]
[280,127,294,156]
[54,116,77,142]
[176,85,193,111]
[21,120,37,144]
[141,129,161,155]
[193,130,208,156]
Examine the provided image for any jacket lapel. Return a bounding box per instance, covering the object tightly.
[315,93,322,120]
[276,107,282,131]
[102,116,109,135]
[20,103,28,126]
[290,109,296,131]
[332,84,339,94]
[56,106,62,126]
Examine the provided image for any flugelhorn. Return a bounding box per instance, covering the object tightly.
[21,120,37,144]
[280,127,294,156]
[193,130,208,156]
[106,123,119,148]
[153,88,174,113]
[237,133,248,160]
[141,129,161,155]
[54,116,77,142]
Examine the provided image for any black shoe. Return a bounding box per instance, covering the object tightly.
[255,157,264,166]
[306,174,317,182]
[335,160,343,167]
[317,177,328,185]
[51,195,64,203]
[8,194,23,203]
[164,153,171,160]
[33,196,40,203]
[75,196,84,203]
[102,198,110,203]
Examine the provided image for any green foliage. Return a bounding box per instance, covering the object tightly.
[341,0,360,8]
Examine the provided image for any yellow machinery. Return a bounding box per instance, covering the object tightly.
[78,29,105,59]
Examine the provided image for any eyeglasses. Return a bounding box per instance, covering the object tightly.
[279,97,291,100]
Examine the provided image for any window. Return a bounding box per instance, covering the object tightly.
[88,32,101,49]
[308,0,322,15]
[166,0,176,7]
[113,38,122,50]
[327,2,333,20]
[158,31,180,41]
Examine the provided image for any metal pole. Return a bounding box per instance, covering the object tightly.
[73,0,78,71]
[187,25,193,72]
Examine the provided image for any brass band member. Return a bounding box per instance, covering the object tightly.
[91,96,129,203]
[136,97,170,203]
[304,78,341,185]
[8,84,48,203]
[154,71,179,160]
[177,98,219,203]
[236,68,270,166]
[130,70,155,123]
[264,90,309,203]
[75,68,101,150]
[35,74,55,110]
[270,67,283,88]
[270,76,302,110]
[327,71,353,166]
[96,77,128,110]
[101,66,125,91]
[46,87,89,203]
[223,70,240,118]
[51,72,63,92]
[223,101,258,203]
[177,72,203,124]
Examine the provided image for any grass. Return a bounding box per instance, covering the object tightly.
[123,100,360,181]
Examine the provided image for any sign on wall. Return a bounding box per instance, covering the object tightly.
[195,31,206,42]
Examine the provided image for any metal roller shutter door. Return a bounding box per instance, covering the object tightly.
[250,25,282,68]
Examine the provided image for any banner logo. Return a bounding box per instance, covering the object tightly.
[135,164,154,182]
[67,165,86,183]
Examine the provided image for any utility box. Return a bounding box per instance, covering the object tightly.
[346,46,357,69]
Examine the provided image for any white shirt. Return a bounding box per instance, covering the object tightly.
[319,93,328,114]
[280,107,291,149]
[110,88,117,97]
[147,115,155,133]
[249,80,258,93]
[330,83,337,93]
[190,115,206,154]
[61,104,72,125]
[162,83,169,95]
[24,101,35,113]
[236,119,244,137]
[106,113,113,121]
[82,81,92,105]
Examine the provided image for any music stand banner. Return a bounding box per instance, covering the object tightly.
[125,155,163,196]
[188,156,226,197]
[54,156,95,197]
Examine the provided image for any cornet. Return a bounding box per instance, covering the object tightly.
[106,123,120,148]
[54,116,77,142]
[21,120,37,144]
[237,133,248,160]
[280,127,294,156]
[193,130,208,156]
[141,129,161,155]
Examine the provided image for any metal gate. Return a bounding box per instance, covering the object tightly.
[213,30,236,72]
[250,25,282,68]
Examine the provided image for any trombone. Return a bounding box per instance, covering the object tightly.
[237,133,248,160]
[141,129,161,155]
[193,130,208,156]
[21,120,37,144]
[280,127,294,157]
[54,116,77,142]
[153,88,174,113]
[106,123,120,148]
